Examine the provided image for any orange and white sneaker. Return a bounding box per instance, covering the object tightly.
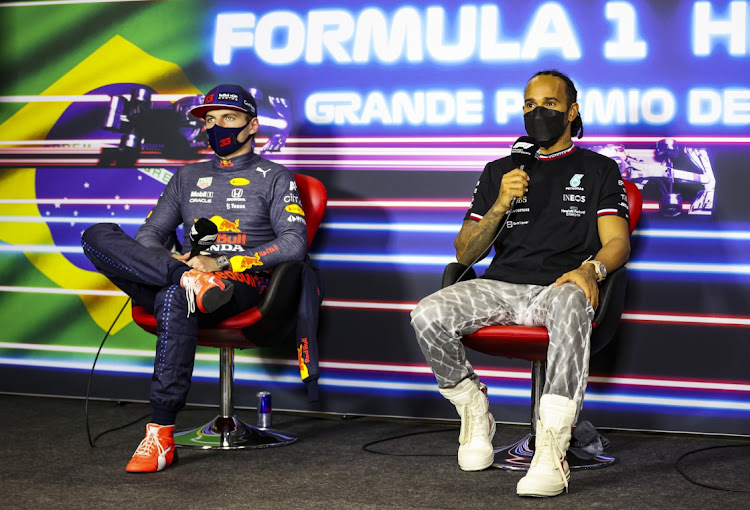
[125,423,177,473]
[180,268,234,315]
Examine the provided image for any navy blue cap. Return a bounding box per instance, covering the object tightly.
[188,84,257,119]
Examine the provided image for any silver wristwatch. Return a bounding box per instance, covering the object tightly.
[591,260,607,281]
[215,255,231,271]
[581,257,607,282]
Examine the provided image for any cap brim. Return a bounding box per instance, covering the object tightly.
[188,104,249,119]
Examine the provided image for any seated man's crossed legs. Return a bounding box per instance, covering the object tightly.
[81,223,267,473]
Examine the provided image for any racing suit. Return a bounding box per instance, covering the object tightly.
[82,151,307,423]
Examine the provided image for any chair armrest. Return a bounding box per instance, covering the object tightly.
[256,260,303,320]
[442,262,477,288]
[239,260,303,346]
[590,266,628,354]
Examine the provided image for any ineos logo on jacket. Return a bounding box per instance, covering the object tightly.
[562,194,586,203]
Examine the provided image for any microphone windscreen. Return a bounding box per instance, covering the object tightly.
[190,218,218,250]
[511,136,540,169]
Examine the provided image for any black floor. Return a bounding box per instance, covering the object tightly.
[2,394,749,509]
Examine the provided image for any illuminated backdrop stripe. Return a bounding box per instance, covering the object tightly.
[2,342,749,393]
[1,357,748,412]
[0,199,158,205]
[0,287,748,328]
[1,1,151,8]
[22,343,748,395]
[2,130,750,145]
[2,245,750,275]
[0,286,127,296]
[0,216,145,224]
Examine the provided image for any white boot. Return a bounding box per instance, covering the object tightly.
[439,378,496,471]
[516,394,577,497]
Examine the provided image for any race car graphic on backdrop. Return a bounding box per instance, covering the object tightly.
[592,139,715,217]
[102,85,291,166]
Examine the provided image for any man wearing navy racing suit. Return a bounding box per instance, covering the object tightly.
[81,84,307,473]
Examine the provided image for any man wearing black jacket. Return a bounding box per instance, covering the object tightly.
[411,70,631,497]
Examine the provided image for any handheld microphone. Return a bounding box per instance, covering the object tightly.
[189,218,218,259]
[509,136,540,208]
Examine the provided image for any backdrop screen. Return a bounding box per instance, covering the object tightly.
[1,0,748,435]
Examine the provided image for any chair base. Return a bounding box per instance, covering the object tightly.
[492,433,615,471]
[174,415,298,450]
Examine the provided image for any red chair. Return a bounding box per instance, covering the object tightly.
[441,180,642,470]
[132,173,327,449]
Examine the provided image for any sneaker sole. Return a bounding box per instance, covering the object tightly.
[459,455,495,471]
[516,472,568,497]
[516,487,565,497]
[126,449,178,473]
[199,280,235,313]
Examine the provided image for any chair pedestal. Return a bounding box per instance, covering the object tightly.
[174,415,297,450]
[173,346,297,450]
[491,361,614,470]
[492,433,615,471]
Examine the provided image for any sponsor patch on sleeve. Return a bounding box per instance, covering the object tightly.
[285,204,305,216]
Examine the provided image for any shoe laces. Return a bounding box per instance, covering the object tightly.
[133,430,166,459]
[533,427,569,491]
[460,398,490,444]
[182,275,198,317]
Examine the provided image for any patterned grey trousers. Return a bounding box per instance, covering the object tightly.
[411,279,595,414]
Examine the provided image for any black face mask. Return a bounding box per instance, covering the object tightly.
[206,121,252,157]
[524,107,570,148]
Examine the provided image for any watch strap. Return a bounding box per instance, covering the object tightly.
[215,255,231,271]
[581,256,606,282]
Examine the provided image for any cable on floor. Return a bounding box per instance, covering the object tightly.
[362,428,459,457]
[85,298,133,447]
[675,444,750,492]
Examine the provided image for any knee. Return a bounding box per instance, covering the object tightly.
[155,284,188,311]
[550,283,590,314]
[81,222,118,247]
[410,292,445,330]
[154,285,197,329]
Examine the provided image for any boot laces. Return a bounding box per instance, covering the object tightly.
[182,276,198,317]
[533,427,569,490]
[459,397,488,444]
[458,406,467,444]
[133,430,166,458]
